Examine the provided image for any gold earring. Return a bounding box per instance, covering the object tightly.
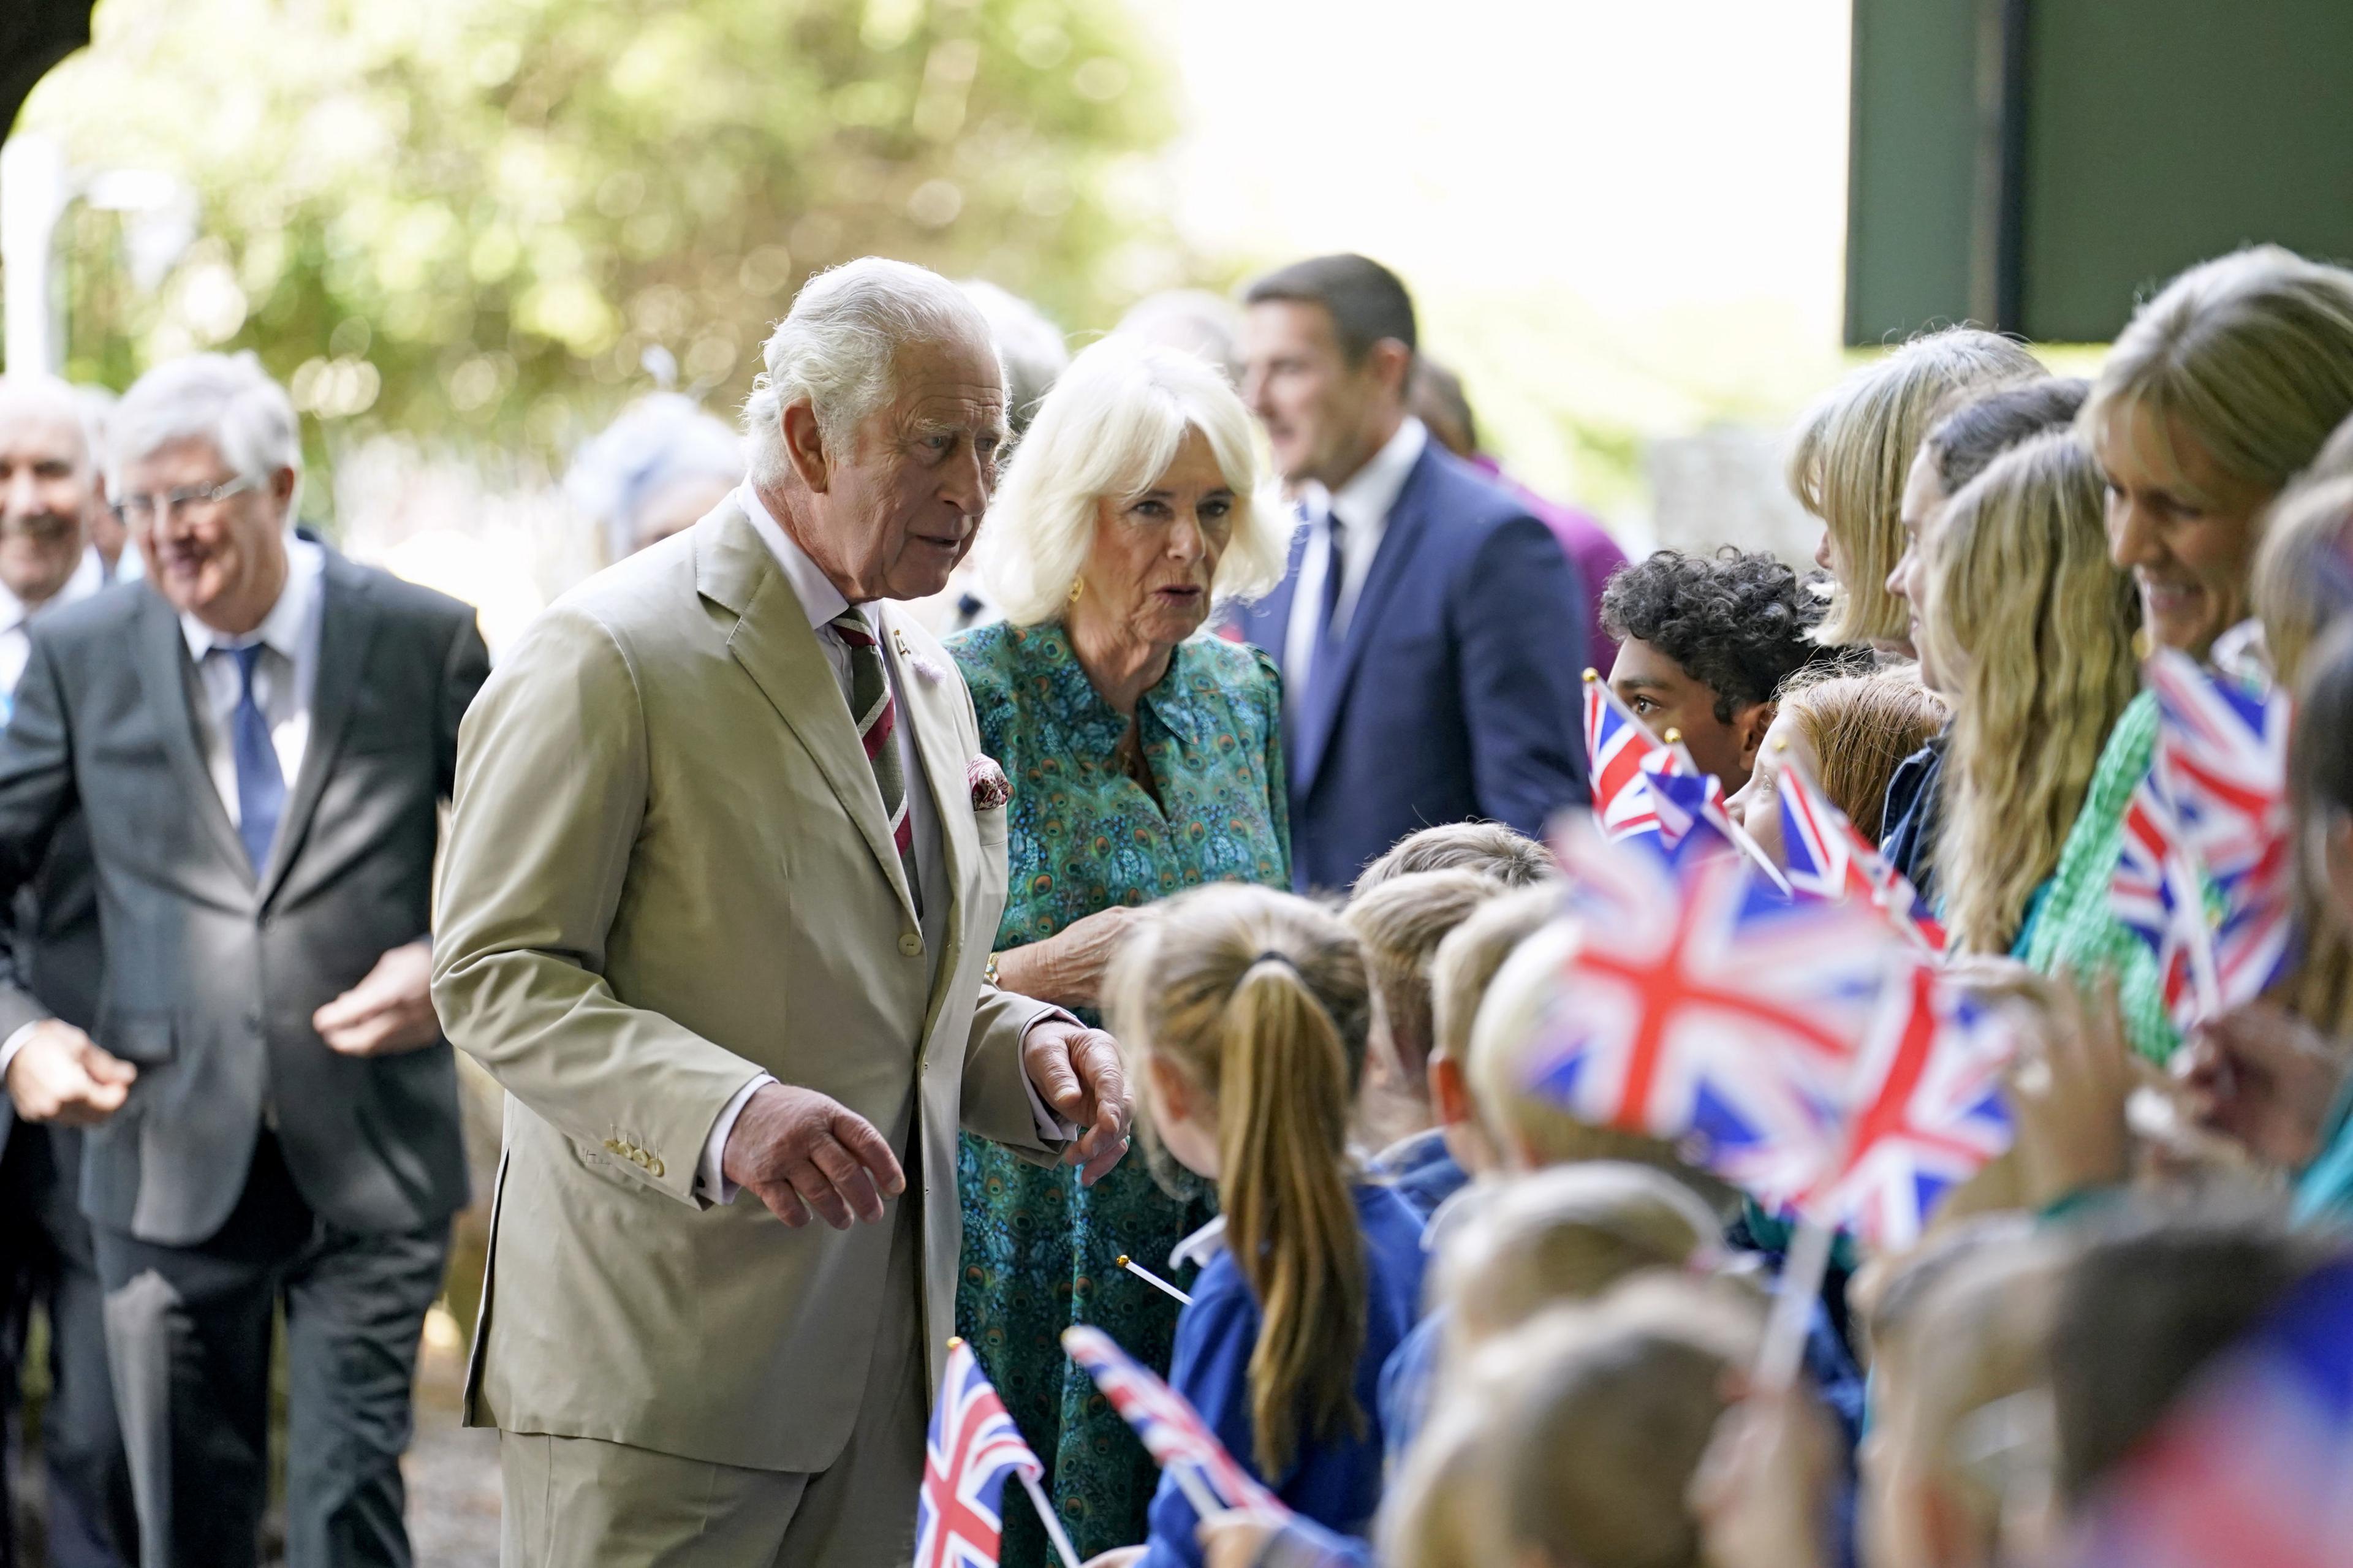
[1068,577,1083,605]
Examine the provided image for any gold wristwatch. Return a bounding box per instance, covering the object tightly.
[983,951,1002,988]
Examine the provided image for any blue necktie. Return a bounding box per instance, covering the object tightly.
[1308,513,1349,711]
[222,644,285,872]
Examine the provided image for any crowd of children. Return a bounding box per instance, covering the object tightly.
[1053,241,2353,1568]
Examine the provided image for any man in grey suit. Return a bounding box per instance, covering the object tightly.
[0,353,490,1568]
[0,374,135,1568]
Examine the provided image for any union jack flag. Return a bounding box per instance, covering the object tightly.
[914,1341,1044,1568]
[1775,761,1945,952]
[1583,672,1691,840]
[2114,771,2215,1028]
[1527,826,1905,1205]
[1061,1326,1288,1517]
[2113,656,2297,1031]
[2146,650,2290,883]
[1799,961,2016,1251]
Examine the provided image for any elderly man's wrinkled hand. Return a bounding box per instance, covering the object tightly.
[1025,1018,1132,1185]
[722,1082,906,1230]
[5,1021,135,1127]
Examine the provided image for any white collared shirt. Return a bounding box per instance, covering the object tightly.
[0,546,107,705]
[1282,416,1428,725]
[182,535,326,828]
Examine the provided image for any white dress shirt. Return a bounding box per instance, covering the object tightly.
[0,546,107,705]
[183,536,327,828]
[1282,416,1428,731]
[697,487,1067,1203]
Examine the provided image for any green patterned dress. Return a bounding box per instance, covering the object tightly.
[948,619,1290,1564]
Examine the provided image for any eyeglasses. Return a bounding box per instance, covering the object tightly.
[113,474,260,528]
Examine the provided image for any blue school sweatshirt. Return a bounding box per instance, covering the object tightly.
[1134,1184,1428,1568]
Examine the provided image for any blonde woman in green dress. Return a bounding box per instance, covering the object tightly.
[949,337,1292,1565]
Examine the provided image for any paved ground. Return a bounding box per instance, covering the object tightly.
[402,1303,501,1568]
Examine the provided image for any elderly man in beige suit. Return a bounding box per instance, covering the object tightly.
[430,258,1131,1566]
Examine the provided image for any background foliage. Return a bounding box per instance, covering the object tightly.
[24,0,1183,474]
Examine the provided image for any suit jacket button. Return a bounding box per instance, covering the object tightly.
[898,933,923,957]
[648,1157,665,1178]
[604,1139,623,1154]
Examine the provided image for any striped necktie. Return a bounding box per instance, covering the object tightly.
[829,610,917,896]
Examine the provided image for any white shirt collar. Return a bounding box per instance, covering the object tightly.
[0,545,108,634]
[180,533,324,661]
[1169,1214,1229,1272]
[735,481,857,634]
[1312,415,1427,535]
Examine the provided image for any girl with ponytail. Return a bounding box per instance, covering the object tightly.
[1093,883,1428,1568]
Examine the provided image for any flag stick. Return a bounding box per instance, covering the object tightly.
[1754,1217,1834,1392]
[1117,1254,1194,1306]
[1019,1469,1083,1568]
[2167,849,2224,1021]
[1664,727,1791,895]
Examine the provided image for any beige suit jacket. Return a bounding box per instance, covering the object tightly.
[430,501,1058,1472]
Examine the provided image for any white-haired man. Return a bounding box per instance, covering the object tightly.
[431,257,1131,1566]
[0,352,491,1567]
[0,374,135,1568]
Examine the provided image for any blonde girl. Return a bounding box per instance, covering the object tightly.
[1789,328,2045,651]
[1919,431,2140,956]
[1099,884,1428,1568]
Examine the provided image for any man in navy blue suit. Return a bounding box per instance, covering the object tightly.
[1233,254,1590,893]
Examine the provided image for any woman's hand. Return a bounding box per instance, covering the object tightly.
[2006,976,2134,1210]
[995,905,1143,1009]
[2178,999,2346,1170]
[1197,1509,1288,1568]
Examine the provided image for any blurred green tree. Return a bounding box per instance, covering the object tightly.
[23,0,1181,464]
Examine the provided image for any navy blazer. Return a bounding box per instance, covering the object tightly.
[1236,442,1590,893]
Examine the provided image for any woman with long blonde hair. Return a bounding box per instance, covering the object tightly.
[1788,328,2044,651]
[1919,431,2140,955]
[2021,246,2353,1059]
[1096,884,1428,1567]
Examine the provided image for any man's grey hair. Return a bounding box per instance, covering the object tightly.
[109,351,303,516]
[741,257,999,489]
[0,374,98,469]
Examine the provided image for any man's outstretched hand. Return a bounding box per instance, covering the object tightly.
[5,1021,136,1126]
[1024,1018,1132,1186]
[722,1083,906,1230]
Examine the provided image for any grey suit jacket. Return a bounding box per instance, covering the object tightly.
[0,556,491,1244]
[0,808,102,1173]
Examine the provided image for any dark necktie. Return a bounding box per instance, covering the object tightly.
[1319,512,1349,656]
[828,610,919,900]
[221,643,286,872]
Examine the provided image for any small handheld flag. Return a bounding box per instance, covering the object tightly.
[1798,961,2018,1252]
[1061,1326,1289,1518]
[917,1340,1072,1568]
[1529,826,1903,1205]
[1583,670,1685,840]
[1776,758,1945,952]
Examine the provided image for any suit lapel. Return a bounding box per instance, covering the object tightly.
[696,504,920,927]
[136,591,254,890]
[259,552,379,907]
[879,608,971,1037]
[1294,449,1438,793]
[1243,520,1308,680]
